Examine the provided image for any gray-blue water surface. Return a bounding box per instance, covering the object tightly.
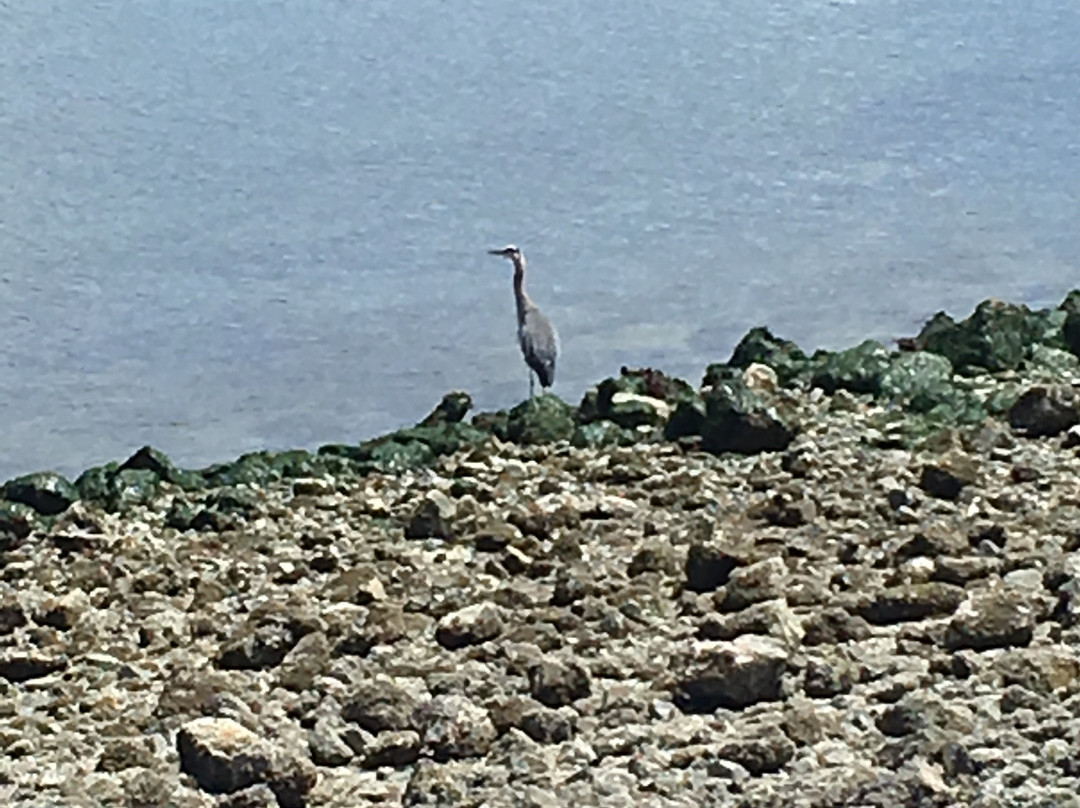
[2,0,1079,479]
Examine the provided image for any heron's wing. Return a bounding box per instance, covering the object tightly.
[520,307,558,385]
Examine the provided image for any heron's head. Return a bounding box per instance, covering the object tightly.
[488,245,521,262]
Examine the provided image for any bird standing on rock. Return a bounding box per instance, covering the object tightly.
[488,245,559,398]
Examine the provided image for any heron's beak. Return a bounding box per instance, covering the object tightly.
[487,249,504,256]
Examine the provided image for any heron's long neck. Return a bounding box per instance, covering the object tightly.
[513,256,531,323]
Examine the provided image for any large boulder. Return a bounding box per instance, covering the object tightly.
[506,394,575,444]
[915,299,1062,374]
[699,380,795,456]
[1,472,78,516]
[811,340,894,396]
[878,352,955,411]
[120,446,205,490]
[717,327,811,387]
[578,367,696,430]
[74,465,161,512]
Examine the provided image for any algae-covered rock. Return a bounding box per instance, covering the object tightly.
[120,446,205,490]
[387,424,489,458]
[419,392,473,426]
[571,421,637,448]
[1025,344,1080,378]
[109,469,161,510]
[664,396,707,440]
[506,395,575,445]
[579,367,694,430]
[916,299,1062,374]
[203,450,347,488]
[1,472,78,516]
[471,410,510,441]
[73,464,160,512]
[200,452,279,487]
[811,340,894,396]
[75,463,120,502]
[878,352,955,412]
[321,422,486,474]
[700,380,795,456]
[719,327,810,387]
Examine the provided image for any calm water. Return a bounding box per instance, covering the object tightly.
[2,0,1079,479]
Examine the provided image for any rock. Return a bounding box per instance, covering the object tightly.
[919,453,979,500]
[360,730,422,769]
[120,445,204,489]
[506,394,576,444]
[803,658,854,698]
[572,420,637,448]
[308,717,354,767]
[276,631,330,691]
[915,299,1055,374]
[1008,385,1080,437]
[414,695,497,761]
[685,542,742,593]
[404,490,456,540]
[720,557,788,611]
[418,391,473,426]
[700,380,795,455]
[1026,344,1080,377]
[435,603,504,649]
[528,659,591,708]
[0,649,67,682]
[720,326,810,386]
[1,471,78,516]
[402,760,471,805]
[323,566,386,605]
[715,730,796,776]
[993,648,1080,696]
[761,494,816,527]
[664,396,707,440]
[579,367,695,428]
[342,678,425,733]
[699,599,805,649]
[606,391,671,429]
[672,635,790,712]
[211,784,279,808]
[856,583,965,625]
[0,500,37,540]
[176,717,316,807]
[944,590,1036,650]
[801,608,873,646]
[878,351,955,411]
[0,599,27,634]
[811,340,894,395]
[217,609,316,671]
[743,362,779,394]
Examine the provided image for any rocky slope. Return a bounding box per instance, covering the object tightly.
[1,296,1080,807]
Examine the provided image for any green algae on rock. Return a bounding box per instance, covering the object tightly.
[506,394,576,444]
[718,326,810,387]
[810,339,894,396]
[914,298,1066,374]
[1,472,78,517]
[700,379,795,456]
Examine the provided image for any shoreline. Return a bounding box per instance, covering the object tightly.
[1,293,1080,806]
[5,293,1080,522]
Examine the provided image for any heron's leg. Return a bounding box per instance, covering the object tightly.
[529,371,535,398]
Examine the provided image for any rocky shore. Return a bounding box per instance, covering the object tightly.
[2,296,1080,807]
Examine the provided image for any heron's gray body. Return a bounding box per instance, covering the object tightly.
[489,245,559,396]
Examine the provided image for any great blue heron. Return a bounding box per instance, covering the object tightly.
[488,245,558,397]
